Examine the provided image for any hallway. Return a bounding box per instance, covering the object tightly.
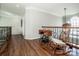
[0,35,79,56]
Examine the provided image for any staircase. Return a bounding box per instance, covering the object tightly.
[0,27,11,54]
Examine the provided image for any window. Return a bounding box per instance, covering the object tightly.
[68,16,79,39]
[70,16,79,27]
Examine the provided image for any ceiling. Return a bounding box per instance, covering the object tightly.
[0,3,79,17]
[0,3,26,16]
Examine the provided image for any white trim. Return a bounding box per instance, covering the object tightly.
[25,6,79,17]
[24,37,40,40]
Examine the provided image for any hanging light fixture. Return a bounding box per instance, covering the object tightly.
[64,8,67,22]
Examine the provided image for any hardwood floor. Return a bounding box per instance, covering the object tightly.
[0,35,51,56]
[0,35,76,56]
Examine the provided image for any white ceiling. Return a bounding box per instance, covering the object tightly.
[0,3,79,17]
[0,3,26,16]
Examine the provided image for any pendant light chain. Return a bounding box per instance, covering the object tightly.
[64,8,67,22]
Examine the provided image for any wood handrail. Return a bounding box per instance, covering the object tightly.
[42,26,79,28]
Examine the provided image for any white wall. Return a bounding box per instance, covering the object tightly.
[24,7,63,39]
[0,10,22,35]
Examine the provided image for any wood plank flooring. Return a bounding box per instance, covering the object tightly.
[0,35,75,56]
[0,35,51,56]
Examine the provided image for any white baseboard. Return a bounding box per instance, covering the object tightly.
[24,37,40,40]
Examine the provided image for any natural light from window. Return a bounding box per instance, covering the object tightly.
[68,16,79,39]
[70,16,79,27]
